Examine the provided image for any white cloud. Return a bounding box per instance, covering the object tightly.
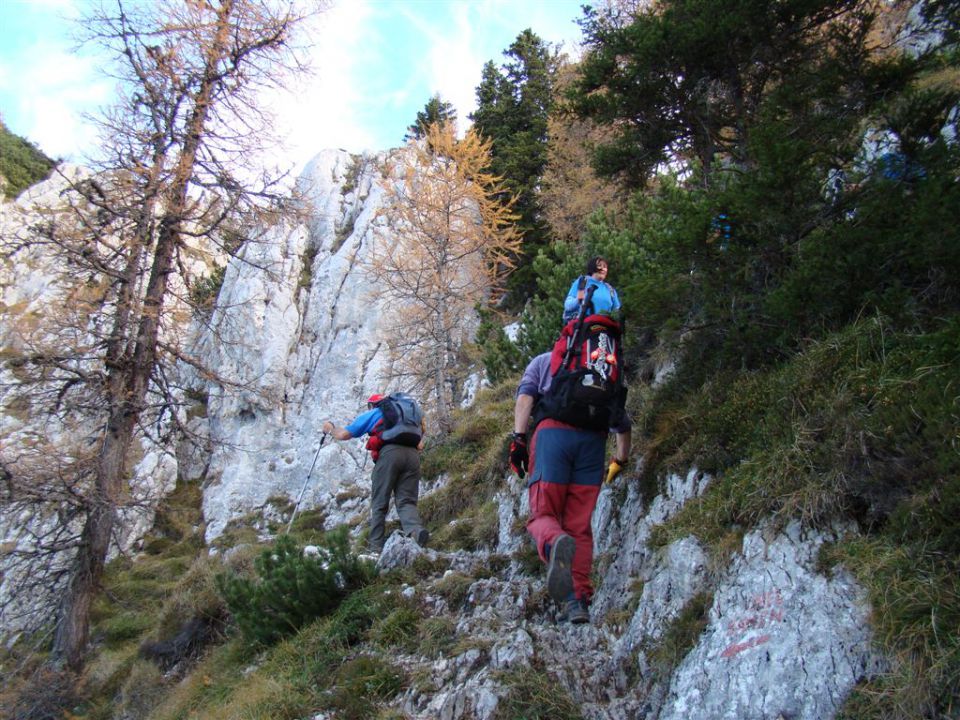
[423,0,584,135]
[0,0,586,171]
[265,1,379,172]
[427,3,485,133]
[0,41,109,159]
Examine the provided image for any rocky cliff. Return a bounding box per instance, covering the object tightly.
[186,149,404,543]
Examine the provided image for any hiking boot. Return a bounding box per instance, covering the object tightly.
[546,534,575,604]
[414,528,430,547]
[564,597,590,624]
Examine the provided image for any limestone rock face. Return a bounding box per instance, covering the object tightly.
[0,148,483,639]
[658,522,883,720]
[190,148,481,542]
[383,469,882,720]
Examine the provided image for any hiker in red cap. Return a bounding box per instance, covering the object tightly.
[324,393,429,553]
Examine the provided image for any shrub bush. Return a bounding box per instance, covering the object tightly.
[216,530,375,647]
[189,264,226,310]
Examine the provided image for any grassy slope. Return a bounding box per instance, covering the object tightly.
[640,317,960,718]
[0,120,55,199]
[2,314,956,719]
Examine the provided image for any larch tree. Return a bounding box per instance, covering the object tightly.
[541,60,627,246]
[0,0,320,672]
[368,122,521,431]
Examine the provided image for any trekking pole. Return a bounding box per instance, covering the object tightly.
[561,284,597,369]
[286,432,328,534]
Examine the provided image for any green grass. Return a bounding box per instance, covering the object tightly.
[322,655,406,719]
[432,499,501,551]
[645,317,960,546]
[645,592,713,681]
[416,616,458,658]
[433,571,476,610]
[141,580,412,720]
[493,664,584,720]
[418,380,514,548]
[636,314,960,718]
[826,537,960,720]
[369,603,422,651]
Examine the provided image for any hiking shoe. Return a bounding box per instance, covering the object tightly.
[546,534,575,604]
[564,597,590,624]
[414,528,430,547]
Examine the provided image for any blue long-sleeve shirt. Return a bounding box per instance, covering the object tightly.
[563,276,621,322]
[345,407,384,437]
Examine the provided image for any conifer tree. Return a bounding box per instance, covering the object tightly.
[0,119,56,198]
[405,94,457,143]
[470,29,559,295]
[217,531,372,647]
[569,0,871,188]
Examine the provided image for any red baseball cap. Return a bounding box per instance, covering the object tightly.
[367,393,385,404]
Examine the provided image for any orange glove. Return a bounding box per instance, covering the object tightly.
[605,457,627,484]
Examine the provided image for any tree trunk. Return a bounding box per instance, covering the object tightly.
[50,1,233,669]
[52,213,182,669]
[51,399,136,669]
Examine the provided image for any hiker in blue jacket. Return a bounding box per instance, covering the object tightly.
[562,256,621,324]
[324,394,429,553]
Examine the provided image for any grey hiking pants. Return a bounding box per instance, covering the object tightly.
[369,443,424,552]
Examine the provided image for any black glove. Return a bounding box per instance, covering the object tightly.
[509,433,528,479]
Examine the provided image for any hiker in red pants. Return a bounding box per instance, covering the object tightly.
[510,351,631,623]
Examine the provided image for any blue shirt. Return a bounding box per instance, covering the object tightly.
[563,276,621,322]
[345,407,383,438]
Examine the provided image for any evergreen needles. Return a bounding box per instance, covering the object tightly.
[216,530,375,647]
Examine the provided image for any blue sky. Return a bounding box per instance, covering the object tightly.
[0,0,586,173]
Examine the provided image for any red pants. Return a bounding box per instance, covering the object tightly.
[526,421,604,600]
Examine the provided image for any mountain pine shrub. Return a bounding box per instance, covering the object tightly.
[189,264,226,311]
[216,530,375,647]
[475,306,522,385]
